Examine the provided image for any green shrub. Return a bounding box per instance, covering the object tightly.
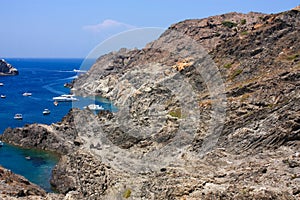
[123,189,131,198]
[231,69,243,79]
[223,63,232,69]
[241,31,248,35]
[240,19,247,25]
[168,108,182,118]
[222,21,238,28]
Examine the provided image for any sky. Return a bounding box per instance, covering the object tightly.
[0,0,299,58]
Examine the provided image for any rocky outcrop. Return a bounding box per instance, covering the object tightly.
[1,7,300,200]
[0,166,64,200]
[0,59,18,75]
[0,109,82,154]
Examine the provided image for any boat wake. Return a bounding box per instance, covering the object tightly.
[42,83,65,95]
[43,76,77,95]
[28,96,42,101]
[61,75,78,80]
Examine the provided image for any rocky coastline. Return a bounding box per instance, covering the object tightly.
[0,7,300,199]
[0,59,18,76]
[0,165,64,199]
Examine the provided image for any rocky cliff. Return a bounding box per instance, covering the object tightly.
[0,59,18,75]
[1,7,300,200]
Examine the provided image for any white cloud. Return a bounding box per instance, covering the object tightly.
[83,19,136,33]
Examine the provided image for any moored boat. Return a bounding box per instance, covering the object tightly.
[84,104,104,111]
[73,69,87,73]
[23,92,32,96]
[53,94,78,102]
[14,113,23,120]
[43,109,51,115]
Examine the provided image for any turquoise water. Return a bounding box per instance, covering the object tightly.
[0,144,59,192]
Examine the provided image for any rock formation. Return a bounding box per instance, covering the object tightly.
[0,7,300,200]
[0,59,18,75]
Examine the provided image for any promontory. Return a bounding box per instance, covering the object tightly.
[0,59,18,75]
[0,6,299,200]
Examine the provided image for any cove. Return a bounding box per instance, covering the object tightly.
[0,143,59,192]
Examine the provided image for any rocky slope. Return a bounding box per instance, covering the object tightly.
[0,59,18,75]
[1,7,300,200]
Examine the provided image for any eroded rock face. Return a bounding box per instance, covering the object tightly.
[0,8,300,200]
[0,59,18,75]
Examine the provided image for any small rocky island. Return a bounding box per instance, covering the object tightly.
[0,59,18,75]
[0,6,299,200]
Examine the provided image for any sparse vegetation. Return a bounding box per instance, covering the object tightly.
[241,31,248,35]
[286,54,299,61]
[123,189,131,198]
[240,19,247,25]
[223,63,232,69]
[222,21,238,28]
[231,69,243,80]
[168,108,182,118]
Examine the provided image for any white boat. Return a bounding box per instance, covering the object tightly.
[61,94,75,97]
[84,104,104,111]
[53,94,78,102]
[43,109,51,115]
[0,95,6,98]
[0,141,3,147]
[23,92,32,96]
[0,83,3,86]
[14,113,23,120]
[73,69,87,73]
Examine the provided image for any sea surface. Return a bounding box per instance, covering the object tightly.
[0,58,109,192]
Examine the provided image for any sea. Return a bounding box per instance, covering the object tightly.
[0,58,112,192]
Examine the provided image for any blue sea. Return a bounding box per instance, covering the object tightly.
[0,58,105,192]
[0,58,84,132]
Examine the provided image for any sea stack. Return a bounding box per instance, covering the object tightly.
[0,59,19,75]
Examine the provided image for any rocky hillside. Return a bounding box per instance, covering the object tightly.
[1,7,300,200]
[0,59,18,75]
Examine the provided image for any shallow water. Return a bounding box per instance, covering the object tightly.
[0,143,59,192]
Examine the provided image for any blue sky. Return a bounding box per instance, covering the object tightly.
[0,0,298,58]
